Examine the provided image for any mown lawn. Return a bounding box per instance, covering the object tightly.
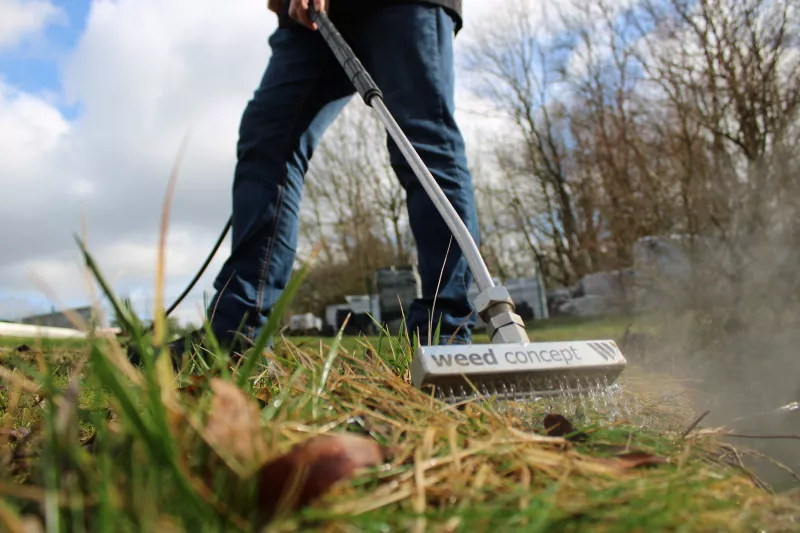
[286,313,650,353]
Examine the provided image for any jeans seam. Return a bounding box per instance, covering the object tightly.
[433,9,470,334]
[251,44,326,342]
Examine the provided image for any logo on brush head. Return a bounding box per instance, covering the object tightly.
[586,342,617,361]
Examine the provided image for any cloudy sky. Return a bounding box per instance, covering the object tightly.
[0,0,516,326]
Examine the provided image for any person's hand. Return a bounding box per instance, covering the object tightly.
[288,0,327,30]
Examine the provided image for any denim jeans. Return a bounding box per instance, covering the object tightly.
[207,4,480,347]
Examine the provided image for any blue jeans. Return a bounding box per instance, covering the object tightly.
[207,4,480,347]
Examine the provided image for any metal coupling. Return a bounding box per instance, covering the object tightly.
[483,303,530,343]
[474,286,515,315]
[474,286,530,343]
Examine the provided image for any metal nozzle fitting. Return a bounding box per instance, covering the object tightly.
[474,286,530,343]
[487,307,529,343]
[474,286,514,315]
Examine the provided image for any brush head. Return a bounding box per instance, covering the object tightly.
[410,340,628,404]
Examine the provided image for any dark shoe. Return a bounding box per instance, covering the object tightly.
[125,329,200,370]
[126,329,252,372]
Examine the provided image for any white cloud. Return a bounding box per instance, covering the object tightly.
[0,0,63,50]
[0,0,275,322]
[0,0,519,326]
[0,80,70,175]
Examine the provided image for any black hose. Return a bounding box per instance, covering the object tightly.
[165,216,232,317]
[141,216,232,333]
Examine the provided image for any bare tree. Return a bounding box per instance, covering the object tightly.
[302,101,412,269]
[632,0,800,236]
[294,100,416,316]
[462,0,591,286]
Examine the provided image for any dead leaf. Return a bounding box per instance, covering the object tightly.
[202,378,268,476]
[254,433,387,527]
[543,414,588,442]
[614,451,669,469]
[254,387,272,407]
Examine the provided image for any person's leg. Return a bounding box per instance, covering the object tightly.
[207,25,355,348]
[354,5,480,345]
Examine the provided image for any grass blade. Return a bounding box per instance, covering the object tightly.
[153,132,190,349]
[313,314,350,419]
[88,343,156,450]
[237,244,321,390]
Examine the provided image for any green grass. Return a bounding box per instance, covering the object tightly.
[286,314,649,354]
[2,326,798,533]
[1,246,798,532]
[1,311,645,357]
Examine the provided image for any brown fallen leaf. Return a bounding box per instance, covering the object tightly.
[254,433,387,527]
[613,451,669,469]
[202,378,269,476]
[254,387,272,407]
[543,413,588,442]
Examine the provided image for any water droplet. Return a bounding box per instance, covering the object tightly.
[602,375,622,421]
[621,376,642,426]
[576,378,591,425]
[563,377,577,418]
[544,377,555,412]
